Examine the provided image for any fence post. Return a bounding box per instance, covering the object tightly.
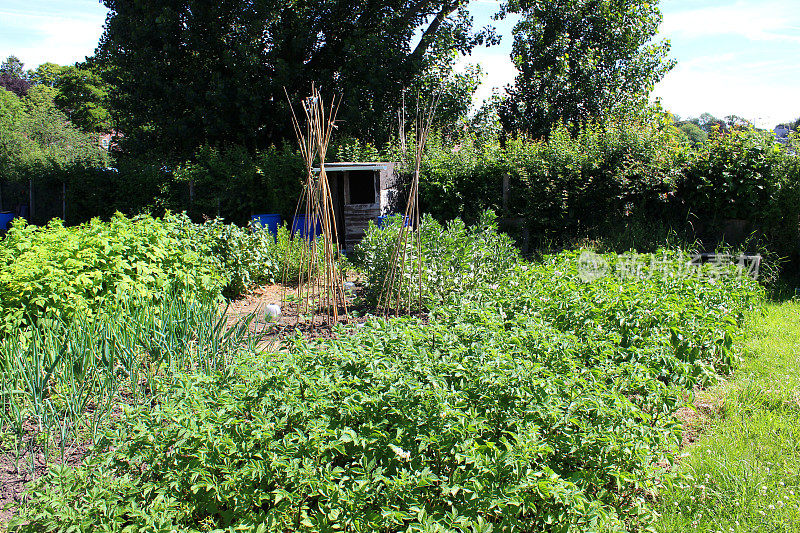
[502,173,510,215]
[29,179,35,221]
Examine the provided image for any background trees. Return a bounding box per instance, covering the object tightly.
[498,0,674,138]
[53,62,112,133]
[0,56,33,97]
[96,0,495,159]
[0,85,108,180]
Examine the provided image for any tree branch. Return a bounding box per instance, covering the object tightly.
[407,0,462,66]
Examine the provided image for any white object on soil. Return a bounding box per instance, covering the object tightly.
[265,304,281,321]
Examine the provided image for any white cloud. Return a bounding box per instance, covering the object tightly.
[660,0,800,44]
[653,61,800,127]
[0,8,106,67]
[654,0,800,127]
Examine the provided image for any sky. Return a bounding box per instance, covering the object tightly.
[1,0,799,128]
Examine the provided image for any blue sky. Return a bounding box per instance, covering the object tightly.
[2,0,799,127]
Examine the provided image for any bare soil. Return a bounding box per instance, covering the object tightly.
[0,433,88,528]
[221,281,377,345]
[675,386,727,453]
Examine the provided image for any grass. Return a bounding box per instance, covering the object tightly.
[655,300,800,532]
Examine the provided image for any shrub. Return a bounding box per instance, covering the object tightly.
[181,218,283,299]
[0,213,223,335]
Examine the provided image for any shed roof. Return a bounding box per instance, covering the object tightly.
[312,162,394,172]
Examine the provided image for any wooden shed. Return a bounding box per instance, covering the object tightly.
[314,162,401,250]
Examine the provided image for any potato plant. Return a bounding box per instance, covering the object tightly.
[13,216,762,532]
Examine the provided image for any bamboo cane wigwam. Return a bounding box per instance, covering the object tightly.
[378,93,440,316]
[281,87,348,327]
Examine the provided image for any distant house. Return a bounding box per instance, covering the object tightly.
[98,130,121,151]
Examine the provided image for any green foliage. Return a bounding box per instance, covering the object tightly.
[0,56,25,79]
[0,83,108,187]
[500,0,675,137]
[28,63,67,87]
[677,122,707,145]
[415,133,510,223]
[680,129,784,220]
[0,213,224,334]
[0,291,261,483]
[507,115,685,237]
[96,0,491,158]
[353,211,520,306]
[54,63,112,133]
[172,142,306,224]
[186,219,317,298]
[13,216,762,531]
[0,210,328,336]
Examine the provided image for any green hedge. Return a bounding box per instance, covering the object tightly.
[4,117,799,277]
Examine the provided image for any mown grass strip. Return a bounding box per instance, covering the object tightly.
[656,301,800,532]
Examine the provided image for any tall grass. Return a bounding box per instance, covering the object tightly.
[655,301,800,532]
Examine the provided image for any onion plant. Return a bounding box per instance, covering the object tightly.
[0,289,263,476]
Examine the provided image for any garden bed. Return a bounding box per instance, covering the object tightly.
[0,213,766,532]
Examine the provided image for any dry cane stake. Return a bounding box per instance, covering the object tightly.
[282,88,317,322]
[282,87,348,327]
[379,92,440,316]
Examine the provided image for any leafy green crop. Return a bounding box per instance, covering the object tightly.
[0,213,223,334]
[0,212,323,335]
[13,215,763,532]
[353,210,520,308]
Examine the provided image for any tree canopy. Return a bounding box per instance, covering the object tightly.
[0,55,32,97]
[54,63,113,133]
[0,86,108,182]
[499,0,674,137]
[96,0,495,159]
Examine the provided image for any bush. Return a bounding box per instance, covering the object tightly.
[182,218,282,299]
[183,218,329,298]
[0,213,223,335]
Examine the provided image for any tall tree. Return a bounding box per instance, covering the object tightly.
[0,56,26,78]
[54,63,113,133]
[29,62,68,87]
[0,55,32,97]
[499,0,674,137]
[96,0,493,159]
